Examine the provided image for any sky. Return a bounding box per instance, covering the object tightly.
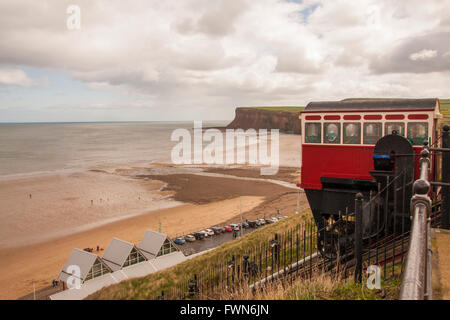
[0,0,449,122]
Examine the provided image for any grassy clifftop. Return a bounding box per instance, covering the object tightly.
[239,106,305,113]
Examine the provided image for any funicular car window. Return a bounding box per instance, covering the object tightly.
[407,122,428,145]
[305,123,321,143]
[343,123,361,144]
[363,123,382,144]
[324,123,340,144]
[385,122,405,136]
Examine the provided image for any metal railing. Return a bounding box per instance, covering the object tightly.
[399,146,432,300]
[399,125,450,300]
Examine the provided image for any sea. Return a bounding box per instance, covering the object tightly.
[0,121,228,177]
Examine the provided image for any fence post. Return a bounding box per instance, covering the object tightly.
[354,193,363,283]
[442,125,450,229]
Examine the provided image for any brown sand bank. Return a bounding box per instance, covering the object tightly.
[135,169,307,225]
[136,172,296,204]
[205,166,300,184]
[0,195,264,299]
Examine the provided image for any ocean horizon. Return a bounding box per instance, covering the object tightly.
[0,121,229,177]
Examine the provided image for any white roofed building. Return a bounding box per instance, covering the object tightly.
[57,248,112,286]
[51,230,184,300]
[101,238,147,272]
[138,229,179,259]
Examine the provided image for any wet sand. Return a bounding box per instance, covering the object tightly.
[0,171,174,249]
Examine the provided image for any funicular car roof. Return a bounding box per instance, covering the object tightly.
[303,99,438,112]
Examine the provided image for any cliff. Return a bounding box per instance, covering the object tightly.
[226,107,302,134]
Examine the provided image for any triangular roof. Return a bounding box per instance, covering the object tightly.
[101,238,146,272]
[58,248,111,283]
[138,230,169,260]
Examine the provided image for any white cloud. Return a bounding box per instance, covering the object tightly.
[0,0,449,121]
[409,49,438,61]
[0,68,46,87]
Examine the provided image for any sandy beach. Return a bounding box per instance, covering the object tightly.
[0,171,176,249]
[0,165,305,299]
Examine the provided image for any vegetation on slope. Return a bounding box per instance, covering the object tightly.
[216,272,402,300]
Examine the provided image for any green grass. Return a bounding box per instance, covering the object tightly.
[440,99,450,115]
[213,262,403,300]
[239,106,305,113]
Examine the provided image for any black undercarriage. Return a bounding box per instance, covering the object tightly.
[305,134,415,259]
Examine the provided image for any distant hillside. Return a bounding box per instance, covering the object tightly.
[227,106,304,134]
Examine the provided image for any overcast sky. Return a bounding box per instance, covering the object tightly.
[0,0,449,122]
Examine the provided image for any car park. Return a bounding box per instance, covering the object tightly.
[185,234,196,242]
[173,237,186,245]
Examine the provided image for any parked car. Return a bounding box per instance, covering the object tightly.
[265,218,274,224]
[230,223,240,230]
[248,220,258,228]
[205,229,215,236]
[200,230,210,238]
[271,217,279,222]
[194,232,205,240]
[224,226,233,232]
[242,221,249,229]
[212,227,222,234]
[173,237,186,245]
[258,218,266,225]
[185,234,196,242]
